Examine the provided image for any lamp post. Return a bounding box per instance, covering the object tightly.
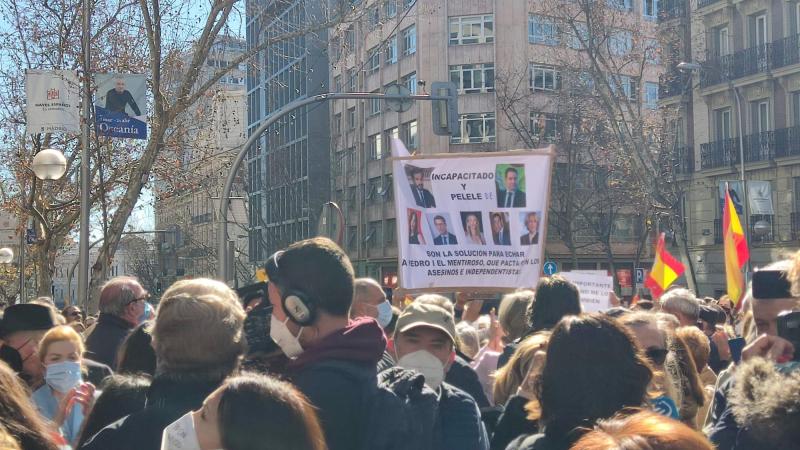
[678,61,751,275]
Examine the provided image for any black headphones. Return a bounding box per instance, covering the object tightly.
[266,251,318,327]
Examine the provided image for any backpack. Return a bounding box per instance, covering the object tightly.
[314,361,440,450]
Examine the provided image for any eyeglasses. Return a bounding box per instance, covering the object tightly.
[128,294,150,305]
[645,348,668,366]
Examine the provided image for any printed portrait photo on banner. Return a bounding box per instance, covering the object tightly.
[490,211,512,246]
[519,211,541,245]
[460,211,487,245]
[405,165,436,208]
[407,208,427,245]
[428,213,458,246]
[496,164,526,208]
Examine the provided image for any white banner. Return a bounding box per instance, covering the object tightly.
[25,70,80,134]
[559,271,613,313]
[393,149,554,290]
[747,181,773,215]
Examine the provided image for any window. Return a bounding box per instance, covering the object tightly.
[370,91,381,115]
[402,72,417,94]
[388,126,399,142]
[609,74,637,100]
[386,219,396,243]
[530,64,560,91]
[529,15,559,45]
[402,25,417,55]
[333,75,342,92]
[369,133,384,159]
[566,23,588,50]
[645,39,661,64]
[348,69,357,91]
[715,108,732,140]
[402,120,418,148]
[607,0,632,10]
[450,63,495,93]
[347,107,356,129]
[609,30,633,55]
[367,221,382,247]
[645,82,659,109]
[793,92,800,127]
[449,15,495,45]
[385,35,398,65]
[715,26,730,57]
[643,0,658,20]
[369,6,380,30]
[333,113,342,135]
[452,113,496,144]
[751,100,770,133]
[385,0,397,18]
[344,25,355,51]
[367,47,380,74]
[752,13,768,47]
[530,112,558,142]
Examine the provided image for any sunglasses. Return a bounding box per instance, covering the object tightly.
[645,348,668,366]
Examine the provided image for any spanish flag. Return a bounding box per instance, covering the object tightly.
[644,233,685,298]
[723,183,749,307]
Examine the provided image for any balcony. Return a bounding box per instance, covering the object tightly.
[673,146,694,174]
[658,0,688,21]
[792,212,800,240]
[659,71,689,99]
[772,34,800,70]
[697,0,724,8]
[701,45,771,88]
[699,127,800,170]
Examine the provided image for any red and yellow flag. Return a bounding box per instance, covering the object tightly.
[723,184,749,307]
[644,232,685,298]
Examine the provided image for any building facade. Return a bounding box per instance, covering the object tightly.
[245,0,331,265]
[155,37,249,288]
[328,0,663,290]
[661,0,800,296]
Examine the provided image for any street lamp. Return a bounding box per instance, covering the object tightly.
[31,148,68,180]
[678,60,751,274]
[0,248,13,264]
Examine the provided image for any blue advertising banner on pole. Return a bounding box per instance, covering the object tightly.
[94,73,147,139]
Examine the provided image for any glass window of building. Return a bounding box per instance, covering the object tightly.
[530,64,560,91]
[452,113,496,144]
[449,15,495,45]
[450,63,495,93]
[402,25,417,55]
[529,15,559,45]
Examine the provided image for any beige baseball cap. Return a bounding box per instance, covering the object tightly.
[394,302,456,343]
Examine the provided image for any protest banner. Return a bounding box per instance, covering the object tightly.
[559,271,613,313]
[393,148,554,291]
[25,69,80,134]
[94,73,147,139]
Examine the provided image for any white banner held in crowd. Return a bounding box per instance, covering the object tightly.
[25,70,80,134]
[559,271,613,313]
[94,73,148,139]
[393,149,554,290]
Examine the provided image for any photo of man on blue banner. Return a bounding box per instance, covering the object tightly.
[94,73,147,139]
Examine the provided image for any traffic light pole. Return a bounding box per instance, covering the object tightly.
[216,90,455,282]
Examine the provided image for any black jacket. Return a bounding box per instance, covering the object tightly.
[84,358,113,386]
[85,313,134,370]
[79,374,221,450]
[506,433,565,450]
[491,395,538,450]
[379,351,491,408]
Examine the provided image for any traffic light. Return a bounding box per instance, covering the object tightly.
[430,82,458,136]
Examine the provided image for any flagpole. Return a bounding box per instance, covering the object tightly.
[733,87,750,284]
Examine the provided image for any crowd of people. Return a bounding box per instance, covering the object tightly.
[0,236,797,450]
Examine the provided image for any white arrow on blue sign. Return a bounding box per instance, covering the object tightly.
[543,261,558,276]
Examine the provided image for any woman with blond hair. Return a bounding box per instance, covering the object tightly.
[570,410,714,450]
[0,361,60,450]
[31,325,95,446]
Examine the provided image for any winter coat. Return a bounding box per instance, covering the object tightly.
[85,313,133,370]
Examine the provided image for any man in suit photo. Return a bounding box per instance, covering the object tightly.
[410,168,436,208]
[433,215,458,245]
[497,166,526,208]
[491,213,511,246]
[520,212,540,245]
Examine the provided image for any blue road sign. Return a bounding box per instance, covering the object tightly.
[543,261,558,276]
[635,268,645,284]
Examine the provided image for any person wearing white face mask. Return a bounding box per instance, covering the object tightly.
[351,278,393,329]
[389,302,489,450]
[162,372,327,450]
[31,325,95,446]
[264,237,388,450]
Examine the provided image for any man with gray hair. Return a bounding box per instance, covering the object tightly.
[351,278,392,329]
[660,288,700,327]
[85,276,148,369]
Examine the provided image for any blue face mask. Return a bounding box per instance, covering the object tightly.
[377,301,393,328]
[139,302,153,324]
[45,360,82,393]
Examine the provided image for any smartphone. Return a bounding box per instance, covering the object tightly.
[752,270,792,299]
[777,311,800,362]
[728,337,746,364]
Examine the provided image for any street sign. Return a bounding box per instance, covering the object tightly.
[384,84,413,113]
[635,268,645,284]
[543,261,558,276]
